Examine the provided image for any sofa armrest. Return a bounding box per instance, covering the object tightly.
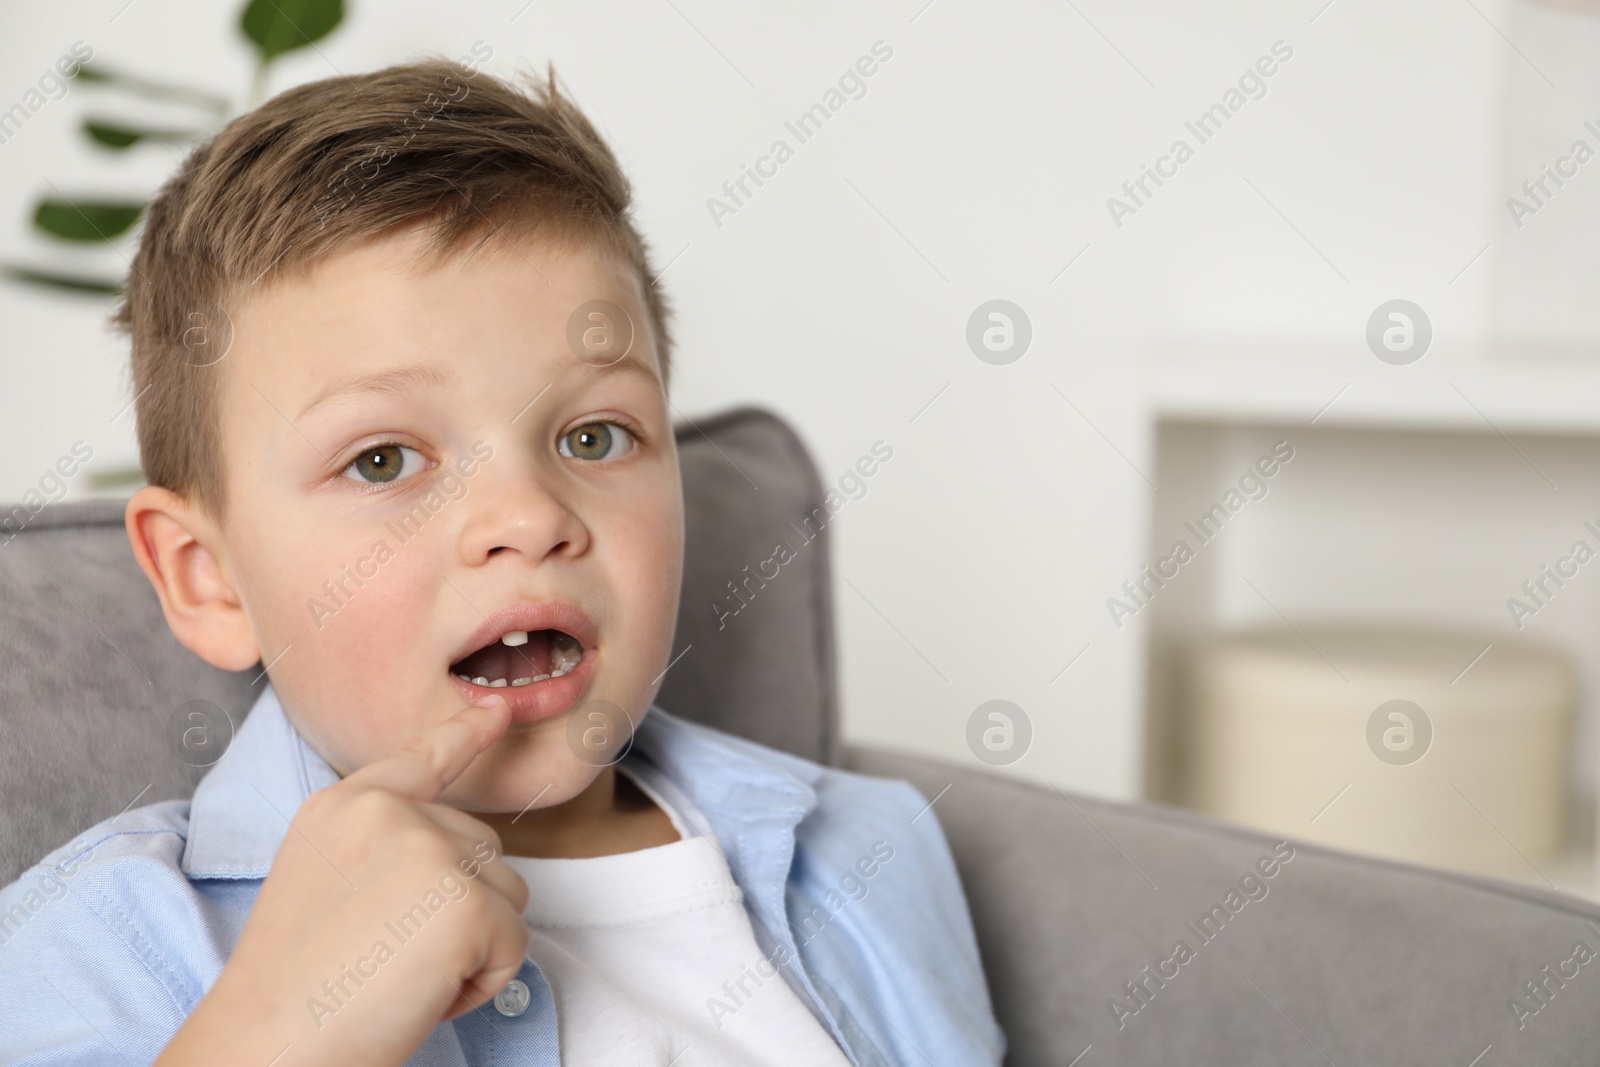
[845,743,1600,1066]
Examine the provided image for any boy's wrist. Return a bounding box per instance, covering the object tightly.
[158,972,362,1067]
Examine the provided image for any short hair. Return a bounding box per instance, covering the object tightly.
[113,58,673,522]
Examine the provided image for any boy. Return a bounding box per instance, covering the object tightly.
[0,59,1004,1066]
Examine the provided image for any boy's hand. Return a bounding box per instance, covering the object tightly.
[156,696,531,1067]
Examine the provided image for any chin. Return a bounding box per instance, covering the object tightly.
[445,729,608,813]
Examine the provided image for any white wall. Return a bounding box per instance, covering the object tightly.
[0,0,1525,799]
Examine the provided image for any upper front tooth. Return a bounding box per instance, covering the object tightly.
[500,631,529,647]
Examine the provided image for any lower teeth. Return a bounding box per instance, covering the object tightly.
[453,642,582,689]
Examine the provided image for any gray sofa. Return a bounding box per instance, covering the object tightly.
[4,406,1599,1065]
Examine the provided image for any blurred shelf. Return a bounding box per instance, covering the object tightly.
[1149,340,1600,436]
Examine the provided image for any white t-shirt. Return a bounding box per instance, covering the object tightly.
[500,760,854,1066]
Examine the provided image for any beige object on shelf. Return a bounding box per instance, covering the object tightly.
[1184,627,1574,877]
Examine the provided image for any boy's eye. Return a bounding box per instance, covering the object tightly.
[341,444,428,484]
[559,422,634,462]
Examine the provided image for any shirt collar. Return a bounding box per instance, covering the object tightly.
[184,684,823,894]
[182,684,343,878]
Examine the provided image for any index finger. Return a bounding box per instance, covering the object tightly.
[345,696,512,802]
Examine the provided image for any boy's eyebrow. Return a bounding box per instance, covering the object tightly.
[297,354,663,422]
[596,354,663,389]
[297,363,453,420]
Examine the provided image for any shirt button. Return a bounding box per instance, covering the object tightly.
[495,978,531,1017]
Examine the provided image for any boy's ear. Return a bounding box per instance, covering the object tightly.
[125,485,262,672]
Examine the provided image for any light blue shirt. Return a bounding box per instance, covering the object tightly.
[0,686,1005,1065]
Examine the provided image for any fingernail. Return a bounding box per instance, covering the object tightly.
[472,693,509,709]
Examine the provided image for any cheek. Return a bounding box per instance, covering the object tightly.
[307,561,424,657]
[625,488,683,623]
[253,529,440,764]
[597,481,683,670]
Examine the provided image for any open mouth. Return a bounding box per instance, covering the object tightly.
[449,628,585,688]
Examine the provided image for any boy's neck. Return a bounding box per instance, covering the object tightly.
[472,764,680,859]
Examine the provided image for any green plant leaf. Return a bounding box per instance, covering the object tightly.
[75,64,230,112]
[0,265,124,295]
[88,466,148,491]
[33,199,144,242]
[83,118,200,149]
[84,119,140,148]
[240,0,345,64]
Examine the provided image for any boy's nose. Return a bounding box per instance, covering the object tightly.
[456,465,589,566]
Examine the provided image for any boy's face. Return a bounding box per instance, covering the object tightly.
[207,225,683,812]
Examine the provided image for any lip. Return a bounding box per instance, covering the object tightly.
[448,602,599,725]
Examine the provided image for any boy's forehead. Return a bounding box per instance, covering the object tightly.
[243,223,641,321]
[224,226,658,405]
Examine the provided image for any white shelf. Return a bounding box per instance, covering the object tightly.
[1143,347,1600,902]
[1149,342,1600,436]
